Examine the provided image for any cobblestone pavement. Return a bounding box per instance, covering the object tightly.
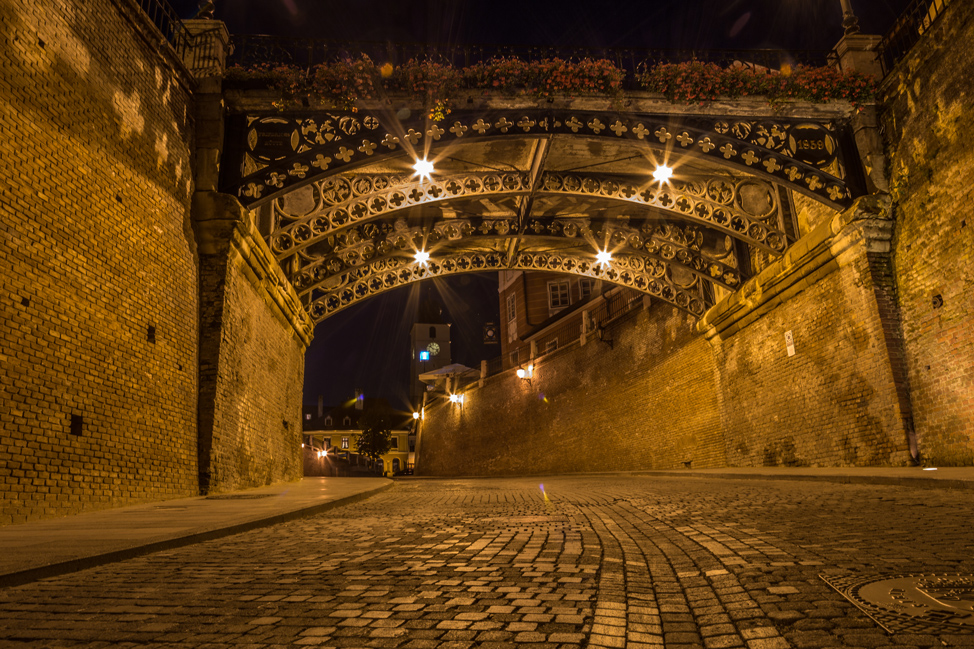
[1,476,973,648]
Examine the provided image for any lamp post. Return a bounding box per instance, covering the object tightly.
[838,0,860,35]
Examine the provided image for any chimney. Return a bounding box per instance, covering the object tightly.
[317,395,324,418]
[355,390,364,410]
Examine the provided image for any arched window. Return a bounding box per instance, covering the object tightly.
[429,326,436,338]
[392,458,401,473]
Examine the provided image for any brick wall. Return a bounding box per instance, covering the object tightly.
[194,200,308,492]
[711,246,913,467]
[418,301,725,476]
[0,0,199,522]
[882,0,974,465]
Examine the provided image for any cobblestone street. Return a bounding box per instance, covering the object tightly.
[1,476,973,648]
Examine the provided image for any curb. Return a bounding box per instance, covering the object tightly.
[0,481,394,590]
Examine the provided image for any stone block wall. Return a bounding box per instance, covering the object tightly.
[882,0,974,465]
[418,302,725,476]
[0,0,199,522]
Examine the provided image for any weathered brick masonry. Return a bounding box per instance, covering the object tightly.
[882,0,974,465]
[0,1,312,523]
[194,191,310,493]
[419,301,725,475]
[705,197,914,467]
[0,0,199,522]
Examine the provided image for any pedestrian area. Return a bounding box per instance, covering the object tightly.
[1,472,973,648]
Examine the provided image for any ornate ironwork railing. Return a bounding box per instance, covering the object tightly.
[878,0,951,74]
[228,34,832,78]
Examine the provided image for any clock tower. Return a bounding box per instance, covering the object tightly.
[410,297,452,409]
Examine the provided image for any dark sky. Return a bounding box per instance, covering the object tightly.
[173,0,915,410]
[179,0,915,51]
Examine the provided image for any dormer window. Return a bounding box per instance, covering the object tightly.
[343,416,351,427]
[324,416,332,426]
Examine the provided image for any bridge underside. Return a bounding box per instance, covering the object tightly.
[220,107,863,323]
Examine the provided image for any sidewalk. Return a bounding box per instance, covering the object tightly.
[632,465,974,489]
[0,477,391,589]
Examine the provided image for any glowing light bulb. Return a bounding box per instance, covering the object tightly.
[413,158,434,179]
[596,250,612,266]
[412,411,420,419]
[415,250,430,264]
[517,369,526,379]
[449,394,459,403]
[653,164,673,183]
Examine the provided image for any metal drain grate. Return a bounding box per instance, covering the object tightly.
[821,573,974,634]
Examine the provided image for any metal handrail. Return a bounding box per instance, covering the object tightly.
[227,34,832,76]
[878,0,951,74]
[134,0,188,47]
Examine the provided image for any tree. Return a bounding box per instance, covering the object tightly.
[355,403,394,465]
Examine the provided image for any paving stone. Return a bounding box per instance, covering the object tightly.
[2,477,974,649]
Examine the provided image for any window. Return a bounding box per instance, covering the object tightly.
[510,349,519,365]
[324,416,332,426]
[324,438,331,448]
[390,437,399,449]
[579,278,595,299]
[341,437,349,449]
[506,293,517,342]
[343,416,351,426]
[429,326,436,338]
[548,281,570,310]
[545,338,558,354]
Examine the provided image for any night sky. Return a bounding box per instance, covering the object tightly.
[173,0,914,411]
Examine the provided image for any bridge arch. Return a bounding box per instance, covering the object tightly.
[220,103,863,323]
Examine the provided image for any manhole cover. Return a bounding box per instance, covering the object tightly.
[205,494,274,500]
[821,573,974,634]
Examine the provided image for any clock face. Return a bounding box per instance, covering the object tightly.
[426,342,440,356]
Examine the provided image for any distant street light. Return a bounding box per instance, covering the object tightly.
[596,250,612,267]
[415,250,430,264]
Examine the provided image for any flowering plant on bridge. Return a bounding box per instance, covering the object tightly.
[311,56,381,110]
[638,61,876,108]
[463,57,624,99]
[225,63,306,93]
[390,59,462,121]
[534,58,624,98]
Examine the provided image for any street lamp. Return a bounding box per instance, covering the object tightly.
[838,0,860,35]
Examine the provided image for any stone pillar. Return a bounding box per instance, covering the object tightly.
[833,33,888,194]
[193,191,314,494]
[180,20,230,192]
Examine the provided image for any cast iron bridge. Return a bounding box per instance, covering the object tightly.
[220,75,868,322]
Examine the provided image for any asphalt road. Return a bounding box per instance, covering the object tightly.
[1,476,973,648]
